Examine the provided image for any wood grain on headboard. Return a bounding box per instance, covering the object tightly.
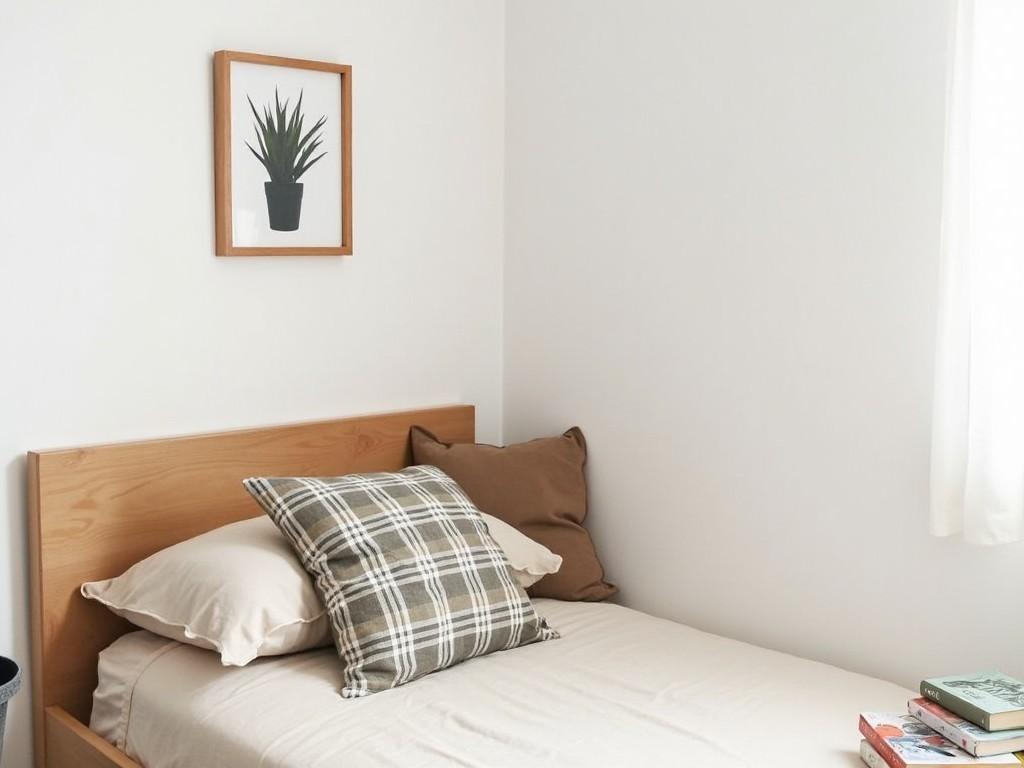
[27,404,475,768]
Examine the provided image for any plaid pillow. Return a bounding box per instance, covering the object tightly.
[243,465,558,697]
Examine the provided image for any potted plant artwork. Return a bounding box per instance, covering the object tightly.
[245,89,327,231]
[213,51,351,255]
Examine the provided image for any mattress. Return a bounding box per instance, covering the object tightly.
[91,599,910,767]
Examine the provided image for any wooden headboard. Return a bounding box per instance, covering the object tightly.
[27,404,475,767]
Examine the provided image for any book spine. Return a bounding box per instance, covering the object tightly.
[859,716,906,768]
[908,699,981,756]
[921,681,992,731]
[860,739,891,768]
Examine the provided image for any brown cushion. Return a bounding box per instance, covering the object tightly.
[410,426,617,601]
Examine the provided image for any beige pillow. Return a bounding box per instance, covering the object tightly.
[480,511,562,588]
[81,516,330,666]
[80,511,557,667]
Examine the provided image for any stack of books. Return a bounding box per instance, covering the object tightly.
[859,672,1024,767]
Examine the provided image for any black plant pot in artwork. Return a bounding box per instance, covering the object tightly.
[264,181,304,231]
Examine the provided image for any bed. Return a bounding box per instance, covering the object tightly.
[28,405,909,767]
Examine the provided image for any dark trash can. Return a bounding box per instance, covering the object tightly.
[0,656,21,764]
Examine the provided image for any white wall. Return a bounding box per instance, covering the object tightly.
[0,2,505,766]
[505,0,1024,690]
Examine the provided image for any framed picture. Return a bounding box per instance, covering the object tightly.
[214,50,352,256]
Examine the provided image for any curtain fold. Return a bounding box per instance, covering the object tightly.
[930,0,1024,545]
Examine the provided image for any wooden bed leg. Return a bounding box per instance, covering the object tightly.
[45,707,141,768]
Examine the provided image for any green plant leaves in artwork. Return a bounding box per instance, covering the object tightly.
[245,88,328,183]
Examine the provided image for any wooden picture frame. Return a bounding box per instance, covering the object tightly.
[214,50,352,256]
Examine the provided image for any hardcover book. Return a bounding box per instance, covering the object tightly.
[858,713,1021,767]
[922,674,1024,732]
[909,698,1024,757]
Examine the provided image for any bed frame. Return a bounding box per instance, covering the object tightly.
[27,404,475,768]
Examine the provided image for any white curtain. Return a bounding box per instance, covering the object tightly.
[931,0,1024,545]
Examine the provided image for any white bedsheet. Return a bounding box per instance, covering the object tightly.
[91,599,910,767]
